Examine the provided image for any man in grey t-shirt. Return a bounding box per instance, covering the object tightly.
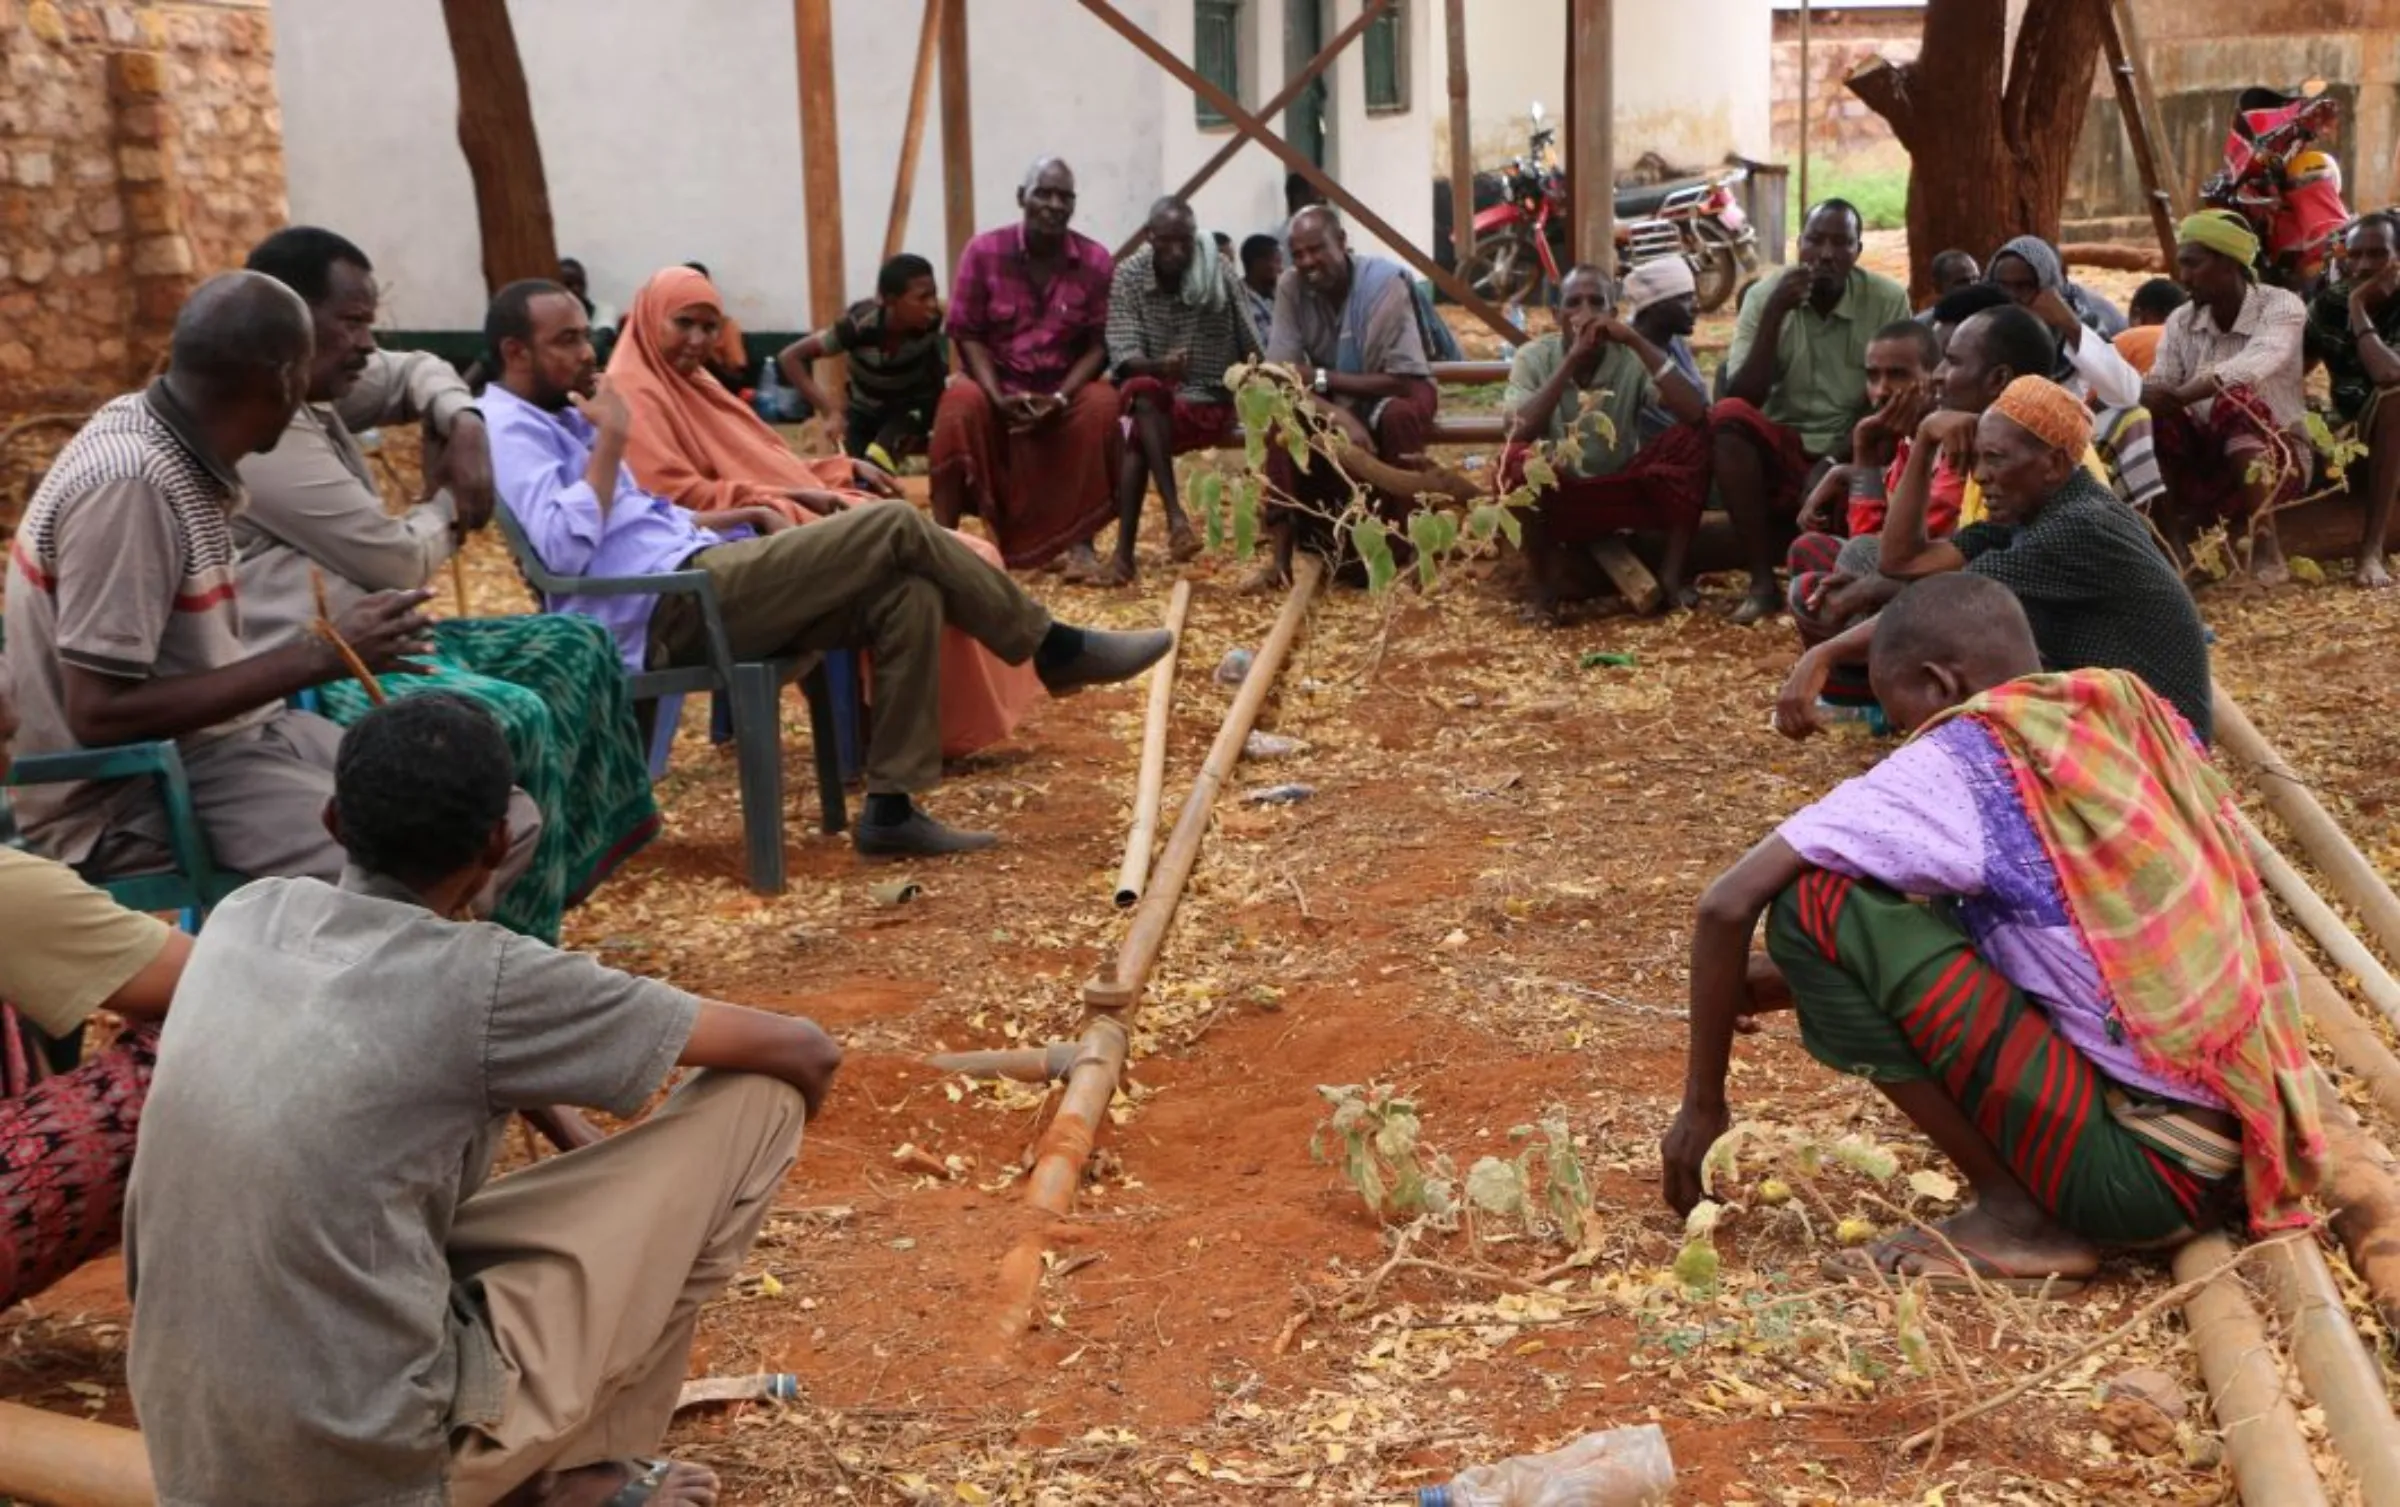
[125,695,843,1507]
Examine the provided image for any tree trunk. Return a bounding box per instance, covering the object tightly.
[1845,0,2110,301]
[440,0,559,295]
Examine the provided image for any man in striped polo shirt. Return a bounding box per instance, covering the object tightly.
[4,271,538,892]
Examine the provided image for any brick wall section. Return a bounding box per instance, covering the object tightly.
[0,0,284,413]
[1769,15,1916,162]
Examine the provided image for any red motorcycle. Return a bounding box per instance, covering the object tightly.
[1458,103,1757,312]
[2200,83,2351,292]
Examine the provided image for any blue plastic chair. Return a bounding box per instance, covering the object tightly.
[492,503,846,894]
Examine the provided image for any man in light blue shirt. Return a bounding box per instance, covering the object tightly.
[481,279,1172,859]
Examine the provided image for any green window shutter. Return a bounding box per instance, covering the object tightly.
[1196,0,1241,126]
[1364,1,1407,114]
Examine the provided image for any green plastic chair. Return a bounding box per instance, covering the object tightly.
[5,739,243,926]
[492,502,846,894]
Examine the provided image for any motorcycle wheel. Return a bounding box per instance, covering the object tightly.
[1460,231,1541,307]
[1690,221,1743,314]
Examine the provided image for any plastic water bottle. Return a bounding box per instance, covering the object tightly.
[754,353,794,421]
[1416,1424,1676,1506]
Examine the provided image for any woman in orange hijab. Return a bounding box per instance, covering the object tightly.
[611,265,1037,757]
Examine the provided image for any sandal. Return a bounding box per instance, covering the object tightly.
[1820,1229,2091,1297]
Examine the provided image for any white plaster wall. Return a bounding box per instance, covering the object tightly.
[1443,0,1773,175]
[273,0,1433,334]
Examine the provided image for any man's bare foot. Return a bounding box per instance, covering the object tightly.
[1089,555,1136,588]
[1058,543,1104,584]
[1237,562,1289,596]
[1167,521,1204,562]
[524,1458,720,1507]
[2361,553,2396,590]
[1663,581,1701,613]
[1827,1202,2100,1295]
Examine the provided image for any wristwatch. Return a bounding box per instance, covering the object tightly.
[1312,368,1331,396]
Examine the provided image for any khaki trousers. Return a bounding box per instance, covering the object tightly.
[446,1072,807,1505]
[652,502,1052,793]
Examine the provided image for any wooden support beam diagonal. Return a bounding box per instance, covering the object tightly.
[1114,0,1391,260]
[1075,0,1523,344]
[884,0,946,264]
[2101,0,2180,267]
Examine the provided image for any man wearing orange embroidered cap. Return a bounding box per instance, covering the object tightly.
[1773,376,2213,742]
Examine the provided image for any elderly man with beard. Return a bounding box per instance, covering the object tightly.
[1247,205,1442,591]
[1711,200,1913,623]
[931,157,1122,577]
[1775,376,2213,743]
[1100,195,1261,586]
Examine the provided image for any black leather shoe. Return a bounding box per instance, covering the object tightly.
[853,810,1000,858]
[1037,627,1174,695]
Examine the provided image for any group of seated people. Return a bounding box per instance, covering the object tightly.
[1501,202,2400,628]
[1,160,2395,1495]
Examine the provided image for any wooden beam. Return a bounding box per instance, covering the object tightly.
[1075,0,1524,343]
[796,0,846,409]
[1795,0,1810,214]
[439,0,558,292]
[885,0,945,264]
[1444,0,1474,267]
[939,0,975,273]
[2102,0,2180,266]
[1115,0,1392,261]
[1569,0,1613,270]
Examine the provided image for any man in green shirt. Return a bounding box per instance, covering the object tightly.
[1501,264,1709,618]
[2303,213,2400,587]
[1712,200,1914,623]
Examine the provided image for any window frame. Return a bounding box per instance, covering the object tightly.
[1194,0,1244,129]
[1362,0,1408,116]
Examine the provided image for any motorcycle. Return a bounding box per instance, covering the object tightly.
[1455,101,1759,313]
[2199,82,2351,293]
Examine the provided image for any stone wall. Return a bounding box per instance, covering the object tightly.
[1770,10,1916,163]
[0,0,284,413]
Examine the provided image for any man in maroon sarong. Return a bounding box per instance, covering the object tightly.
[931,157,1122,576]
[1249,206,1441,589]
[1500,263,1710,618]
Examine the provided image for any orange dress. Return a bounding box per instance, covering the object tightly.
[611,267,1039,759]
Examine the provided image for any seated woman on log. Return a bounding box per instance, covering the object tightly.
[1664,573,2325,1291]
[610,265,1039,761]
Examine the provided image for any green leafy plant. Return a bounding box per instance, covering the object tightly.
[1191,360,1571,593]
[1310,1083,1456,1223]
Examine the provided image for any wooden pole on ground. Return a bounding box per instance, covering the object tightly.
[2255,1234,2400,1505]
[884,0,947,264]
[2296,953,2400,1128]
[938,0,975,273]
[2175,1231,2332,1507]
[2215,686,2400,964]
[990,557,1324,1346]
[1569,0,1614,270]
[1444,0,1474,270]
[2242,810,2400,1031]
[795,0,848,412]
[1116,0,1393,261]
[1114,579,1193,908]
[1072,0,1525,344]
[2315,1078,2400,1340]
[0,1401,155,1507]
